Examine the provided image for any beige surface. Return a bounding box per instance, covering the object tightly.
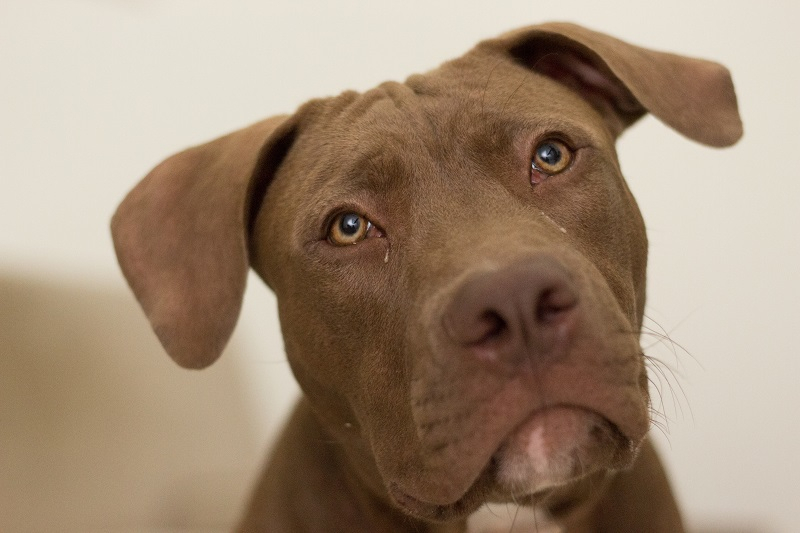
[1,0,797,532]
[0,273,273,532]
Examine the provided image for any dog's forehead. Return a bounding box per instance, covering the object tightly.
[294,59,611,191]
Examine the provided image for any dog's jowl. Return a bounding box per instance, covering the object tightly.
[112,23,741,533]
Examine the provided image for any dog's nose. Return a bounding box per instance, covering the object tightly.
[442,257,579,372]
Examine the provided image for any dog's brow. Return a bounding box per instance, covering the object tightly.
[344,147,411,195]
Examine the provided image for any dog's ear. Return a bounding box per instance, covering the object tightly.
[111,114,298,369]
[480,22,742,146]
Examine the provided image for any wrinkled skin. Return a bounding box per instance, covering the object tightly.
[111,23,742,533]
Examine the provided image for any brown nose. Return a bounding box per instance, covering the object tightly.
[442,257,579,373]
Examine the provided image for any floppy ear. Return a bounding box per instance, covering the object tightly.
[479,22,742,146]
[111,114,298,369]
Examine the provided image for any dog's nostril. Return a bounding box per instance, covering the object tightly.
[536,287,579,324]
[476,311,508,342]
[446,310,508,346]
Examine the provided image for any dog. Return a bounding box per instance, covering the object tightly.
[111,22,741,532]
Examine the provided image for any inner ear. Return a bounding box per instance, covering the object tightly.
[246,125,298,236]
[508,40,646,135]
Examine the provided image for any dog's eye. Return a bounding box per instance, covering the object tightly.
[328,212,373,246]
[531,139,572,183]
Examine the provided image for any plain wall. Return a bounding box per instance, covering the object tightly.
[1,1,798,531]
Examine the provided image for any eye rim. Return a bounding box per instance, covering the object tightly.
[327,211,380,246]
[531,138,574,182]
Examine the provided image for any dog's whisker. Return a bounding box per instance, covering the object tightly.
[510,501,521,532]
[646,374,668,423]
[648,401,673,426]
[638,314,699,427]
[647,365,682,428]
[645,357,677,415]
[650,413,672,436]
[649,407,671,431]
[644,364,682,444]
[644,354,695,425]
[643,351,688,387]
[485,500,501,518]
[500,72,531,117]
[532,503,541,533]
[642,314,704,371]
[647,395,671,425]
[649,418,672,446]
[608,325,692,427]
[480,59,505,115]
[640,329,686,370]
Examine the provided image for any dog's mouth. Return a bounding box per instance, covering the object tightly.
[388,405,635,521]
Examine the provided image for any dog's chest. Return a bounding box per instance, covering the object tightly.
[465,503,562,533]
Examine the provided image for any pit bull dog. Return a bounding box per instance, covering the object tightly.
[112,22,742,532]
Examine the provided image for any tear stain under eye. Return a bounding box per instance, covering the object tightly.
[540,211,567,234]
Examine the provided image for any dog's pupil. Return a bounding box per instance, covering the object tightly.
[538,143,561,165]
[340,213,362,235]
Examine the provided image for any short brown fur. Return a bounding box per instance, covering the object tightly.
[112,23,741,532]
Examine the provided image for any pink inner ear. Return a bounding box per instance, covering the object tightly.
[532,52,643,119]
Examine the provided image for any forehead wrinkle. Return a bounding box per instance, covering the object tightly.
[307,74,608,203]
[301,128,415,205]
[346,142,413,197]
[325,89,433,197]
[334,80,421,131]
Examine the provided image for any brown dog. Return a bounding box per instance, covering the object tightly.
[112,22,741,532]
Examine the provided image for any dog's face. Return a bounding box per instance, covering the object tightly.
[111,23,741,526]
[250,55,650,518]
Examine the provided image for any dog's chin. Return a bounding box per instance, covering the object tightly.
[388,406,635,522]
[491,405,629,497]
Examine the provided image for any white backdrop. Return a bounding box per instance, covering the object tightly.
[1,1,798,532]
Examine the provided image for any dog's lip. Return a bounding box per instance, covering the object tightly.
[388,404,635,520]
[387,451,537,521]
[387,472,495,521]
[497,404,632,460]
[490,405,632,491]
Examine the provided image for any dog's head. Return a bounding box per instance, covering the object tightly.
[112,23,741,523]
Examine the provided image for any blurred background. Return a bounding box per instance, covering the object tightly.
[1,1,797,531]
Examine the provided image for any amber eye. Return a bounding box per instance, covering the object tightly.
[328,212,371,246]
[531,139,572,180]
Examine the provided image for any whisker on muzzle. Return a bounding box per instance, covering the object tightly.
[641,314,703,371]
[611,318,697,439]
[640,318,696,425]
